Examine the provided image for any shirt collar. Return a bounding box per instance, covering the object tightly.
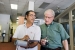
[51,21,54,25]
[45,21,54,27]
[24,22,35,27]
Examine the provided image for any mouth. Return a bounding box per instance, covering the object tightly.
[46,21,48,22]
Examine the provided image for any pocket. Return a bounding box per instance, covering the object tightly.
[52,28,60,33]
[28,32,35,40]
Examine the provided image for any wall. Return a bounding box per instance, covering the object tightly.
[12,23,18,34]
[12,16,25,34]
[18,16,25,25]
[0,14,10,42]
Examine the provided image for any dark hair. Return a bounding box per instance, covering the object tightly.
[25,10,35,20]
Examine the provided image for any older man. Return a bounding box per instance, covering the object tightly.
[40,9,69,50]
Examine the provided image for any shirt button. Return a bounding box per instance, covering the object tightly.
[48,27,49,28]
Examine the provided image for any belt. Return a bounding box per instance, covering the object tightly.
[46,47,61,50]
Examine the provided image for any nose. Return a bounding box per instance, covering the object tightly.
[33,16,36,19]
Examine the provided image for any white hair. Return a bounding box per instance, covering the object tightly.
[44,9,55,17]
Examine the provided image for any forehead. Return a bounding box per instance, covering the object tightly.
[29,12,35,15]
[45,11,52,14]
[44,12,53,17]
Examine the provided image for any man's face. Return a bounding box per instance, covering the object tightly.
[26,12,36,23]
[44,12,54,25]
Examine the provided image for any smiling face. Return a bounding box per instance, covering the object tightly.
[44,9,55,25]
[26,11,36,23]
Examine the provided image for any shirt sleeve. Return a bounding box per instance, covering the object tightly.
[59,24,70,41]
[34,26,41,41]
[13,26,20,38]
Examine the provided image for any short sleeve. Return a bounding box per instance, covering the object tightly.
[34,26,41,41]
[13,26,20,38]
[59,24,70,41]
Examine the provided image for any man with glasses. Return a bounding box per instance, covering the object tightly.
[13,10,41,50]
[40,9,69,50]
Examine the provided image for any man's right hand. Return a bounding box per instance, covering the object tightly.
[41,39,47,45]
[21,35,29,41]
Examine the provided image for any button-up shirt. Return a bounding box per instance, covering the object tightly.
[40,22,69,49]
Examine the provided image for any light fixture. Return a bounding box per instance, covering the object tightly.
[11,4,18,10]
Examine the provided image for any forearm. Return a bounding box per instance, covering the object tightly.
[12,38,22,42]
[62,40,69,50]
[28,42,38,48]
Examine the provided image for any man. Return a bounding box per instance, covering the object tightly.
[40,9,69,50]
[13,10,41,50]
[10,27,13,42]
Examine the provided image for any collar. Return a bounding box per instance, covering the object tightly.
[24,22,35,27]
[45,21,54,27]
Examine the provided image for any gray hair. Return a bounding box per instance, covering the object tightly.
[44,9,55,17]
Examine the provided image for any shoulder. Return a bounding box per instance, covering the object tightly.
[53,22,64,31]
[40,23,45,28]
[33,24,40,29]
[53,22,62,26]
[52,22,63,30]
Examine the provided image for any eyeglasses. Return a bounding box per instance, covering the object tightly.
[28,14,36,18]
[45,16,54,19]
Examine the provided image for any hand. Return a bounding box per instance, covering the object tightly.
[41,39,46,45]
[21,35,29,41]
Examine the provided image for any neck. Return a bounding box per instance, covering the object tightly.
[26,21,33,28]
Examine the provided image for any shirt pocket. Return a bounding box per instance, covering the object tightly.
[50,28,60,38]
[52,28,60,33]
[28,31,35,40]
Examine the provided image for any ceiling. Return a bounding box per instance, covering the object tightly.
[0,0,75,23]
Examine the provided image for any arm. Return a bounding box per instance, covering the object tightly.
[58,24,69,50]
[12,38,22,42]
[12,26,21,42]
[21,26,41,48]
[28,41,38,48]
[62,40,69,50]
[21,41,38,49]
[12,35,30,42]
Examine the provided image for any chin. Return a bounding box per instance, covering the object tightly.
[31,21,34,23]
[46,23,49,25]
[46,22,51,25]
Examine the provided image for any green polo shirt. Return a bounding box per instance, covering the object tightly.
[40,22,69,49]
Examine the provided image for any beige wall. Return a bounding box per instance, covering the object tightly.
[18,16,25,25]
[12,16,25,34]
